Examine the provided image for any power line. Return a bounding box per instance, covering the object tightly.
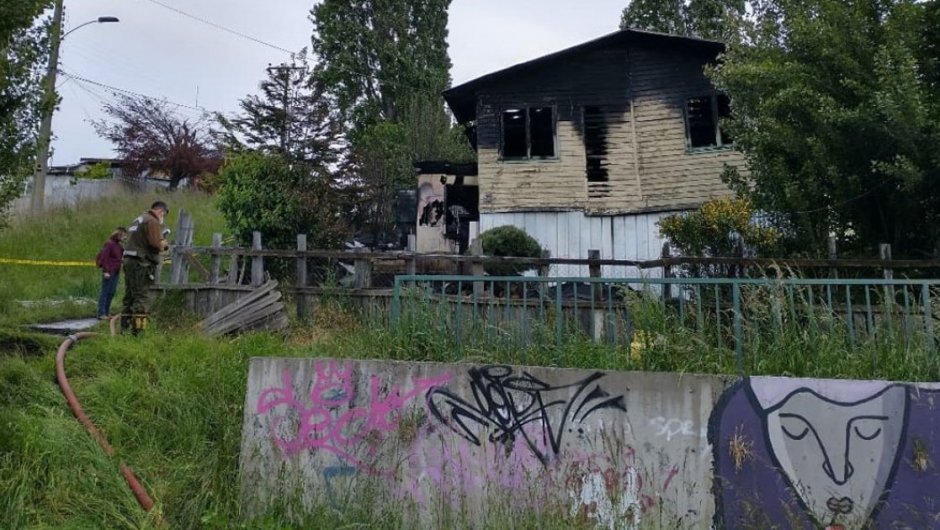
[791,181,892,215]
[141,0,303,57]
[59,70,214,114]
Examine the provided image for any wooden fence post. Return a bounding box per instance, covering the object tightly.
[880,243,893,280]
[209,233,222,284]
[227,252,239,285]
[167,212,184,284]
[588,249,601,279]
[353,249,372,289]
[251,231,263,287]
[168,210,192,285]
[470,238,484,298]
[538,249,551,301]
[880,243,894,314]
[828,235,839,279]
[588,249,604,342]
[296,234,309,321]
[538,249,552,278]
[406,234,417,276]
[661,242,672,302]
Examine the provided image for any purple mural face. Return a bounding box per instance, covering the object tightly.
[711,376,940,530]
[759,383,907,528]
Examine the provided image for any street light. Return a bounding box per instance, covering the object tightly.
[30,3,120,212]
[64,17,121,39]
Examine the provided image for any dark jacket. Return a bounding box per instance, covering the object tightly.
[96,239,124,274]
[124,210,166,265]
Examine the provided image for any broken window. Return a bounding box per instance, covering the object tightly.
[686,94,733,149]
[501,109,527,158]
[583,106,609,183]
[528,107,555,157]
[500,106,555,159]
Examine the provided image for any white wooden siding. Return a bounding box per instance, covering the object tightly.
[481,210,672,278]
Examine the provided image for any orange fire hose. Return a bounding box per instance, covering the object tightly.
[55,328,158,515]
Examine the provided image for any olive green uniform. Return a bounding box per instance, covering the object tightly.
[121,210,166,333]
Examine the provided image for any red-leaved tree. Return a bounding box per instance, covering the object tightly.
[93,95,221,189]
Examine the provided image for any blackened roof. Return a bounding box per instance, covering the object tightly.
[443,28,725,124]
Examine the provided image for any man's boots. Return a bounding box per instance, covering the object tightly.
[131,315,148,336]
[120,314,131,334]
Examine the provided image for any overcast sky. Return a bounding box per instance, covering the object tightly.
[52,0,627,165]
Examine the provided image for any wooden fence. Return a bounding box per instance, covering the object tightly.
[158,209,940,319]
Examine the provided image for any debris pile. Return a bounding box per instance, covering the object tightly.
[200,281,288,336]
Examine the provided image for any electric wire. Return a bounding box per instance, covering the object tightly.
[141,0,304,57]
[59,70,214,114]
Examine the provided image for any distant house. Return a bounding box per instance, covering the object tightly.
[437,29,745,275]
[12,158,158,215]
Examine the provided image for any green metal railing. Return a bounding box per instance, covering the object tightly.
[391,275,940,373]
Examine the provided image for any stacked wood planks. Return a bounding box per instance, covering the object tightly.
[199,280,288,336]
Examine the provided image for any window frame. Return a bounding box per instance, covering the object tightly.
[684,93,733,152]
[499,105,558,161]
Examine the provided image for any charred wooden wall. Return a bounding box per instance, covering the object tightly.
[474,43,745,216]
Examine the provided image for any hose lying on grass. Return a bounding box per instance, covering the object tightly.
[55,328,157,515]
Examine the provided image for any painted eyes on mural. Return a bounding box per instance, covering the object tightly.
[779,414,811,440]
[850,416,886,441]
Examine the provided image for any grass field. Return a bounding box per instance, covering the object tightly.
[0,191,226,326]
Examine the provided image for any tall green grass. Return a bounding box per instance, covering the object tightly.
[0,311,615,528]
[2,287,937,528]
[0,191,227,325]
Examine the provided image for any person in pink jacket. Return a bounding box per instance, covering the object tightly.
[95,227,127,319]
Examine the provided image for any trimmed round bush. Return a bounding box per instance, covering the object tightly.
[479,225,543,276]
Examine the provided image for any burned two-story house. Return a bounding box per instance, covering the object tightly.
[421,28,745,275]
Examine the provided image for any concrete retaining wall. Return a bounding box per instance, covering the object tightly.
[239,359,940,529]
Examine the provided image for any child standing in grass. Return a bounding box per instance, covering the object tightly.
[96,227,126,319]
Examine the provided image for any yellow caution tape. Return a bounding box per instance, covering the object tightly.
[0,257,96,267]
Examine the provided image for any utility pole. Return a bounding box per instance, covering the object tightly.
[30,0,64,212]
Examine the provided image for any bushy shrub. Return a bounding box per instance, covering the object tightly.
[215,151,348,250]
[479,225,543,276]
[658,197,781,277]
[215,151,349,279]
[658,198,780,257]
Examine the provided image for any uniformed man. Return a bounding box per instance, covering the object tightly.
[120,201,170,334]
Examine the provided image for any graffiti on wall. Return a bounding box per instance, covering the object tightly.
[418,182,444,227]
[425,365,627,464]
[255,360,451,473]
[711,376,940,529]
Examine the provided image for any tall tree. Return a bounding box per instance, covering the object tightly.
[310,0,472,243]
[620,0,747,40]
[0,0,50,226]
[310,0,452,126]
[93,95,222,190]
[711,0,940,257]
[215,51,343,168]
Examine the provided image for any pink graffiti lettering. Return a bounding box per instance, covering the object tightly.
[256,361,451,473]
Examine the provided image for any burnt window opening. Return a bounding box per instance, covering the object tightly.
[501,109,527,158]
[500,106,555,159]
[529,107,555,157]
[583,106,609,183]
[686,94,733,149]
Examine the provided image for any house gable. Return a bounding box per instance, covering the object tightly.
[446,30,745,217]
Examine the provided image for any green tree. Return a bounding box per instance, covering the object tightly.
[0,0,50,227]
[215,51,342,168]
[214,151,349,253]
[711,0,940,257]
[619,0,746,40]
[310,0,473,241]
[310,0,451,125]
[620,0,687,35]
